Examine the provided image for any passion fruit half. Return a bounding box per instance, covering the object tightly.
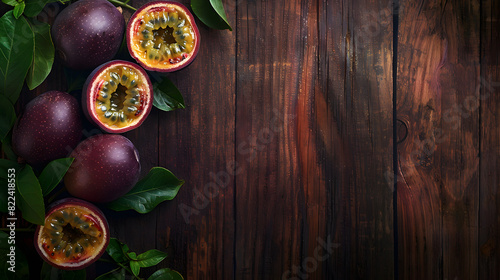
[127,1,200,72]
[35,198,109,270]
[83,60,153,133]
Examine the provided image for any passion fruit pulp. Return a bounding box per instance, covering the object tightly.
[35,198,109,270]
[83,60,153,133]
[127,1,200,72]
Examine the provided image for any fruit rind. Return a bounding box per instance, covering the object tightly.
[83,60,153,133]
[126,1,200,72]
[64,134,141,203]
[12,91,82,167]
[35,198,110,270]
[51,0,125,70]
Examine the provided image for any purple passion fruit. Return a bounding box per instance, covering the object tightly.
[12,91,82,167]
[35,198,109,270]
[127,1,200,72]
[83,60,153,133]
[64,134,141,203]
[51,0,125,70]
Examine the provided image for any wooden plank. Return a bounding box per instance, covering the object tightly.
[479,0,500,279]
[397,1,480,279]
[235,0,394,279]
[155,0,236,279]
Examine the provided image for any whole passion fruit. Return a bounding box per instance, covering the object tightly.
[64,134,141,203]
[35,198,109,270]
[83,60,153,133]
[52,0,125,70]
[127,1,200,72]
[12,91,82,167]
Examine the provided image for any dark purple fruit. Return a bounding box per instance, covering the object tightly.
[51,0,125,70]
[12,91,82,167]
[35,198,110,270]
[64,134,141,203]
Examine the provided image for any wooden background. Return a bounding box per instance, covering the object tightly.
[1,0,499,279]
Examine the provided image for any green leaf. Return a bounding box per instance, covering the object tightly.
[41,262,86,280]
[16,165,45,225]
[136,249,168,268]
[95,268,126,280]
[130,261,140,277]
[13,2,26,19]
[0,232,30,279]
[2,0,18,7]
[24,0,53,18]
[106,238,129,264]
[38,158,74,196]
[127,251,137,260]
[148,268,184,280]
[26,20,54,90]
[191,0,232,31]
[153,77,185,111]
[0,11,35,104]
[107,167,184,214]
[0,95,16,141]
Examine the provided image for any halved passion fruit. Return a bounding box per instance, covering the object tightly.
[35,198,109,270]
[83,60,153,133]
[127,1,200,72]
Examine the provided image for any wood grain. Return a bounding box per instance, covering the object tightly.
[397,0,480,279]
[2,0,500,279]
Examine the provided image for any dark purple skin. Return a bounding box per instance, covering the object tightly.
[51,0,125,70]
[64,134,141,203]
[12,91,82,167]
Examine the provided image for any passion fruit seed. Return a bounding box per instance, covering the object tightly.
[136,10,195,64]
[39,207,104,264]
[96,66,144,129]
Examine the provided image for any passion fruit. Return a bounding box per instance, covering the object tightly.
[83,60,153,133]
[127,1,200,72]
[51,0,125,70]
[64,134,141,203]
[35,198,109,270]
[12,91,82,167]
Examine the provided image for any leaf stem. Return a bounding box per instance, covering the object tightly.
[98,259,143,280]
[46,188,66,204]
[107,0,136,11]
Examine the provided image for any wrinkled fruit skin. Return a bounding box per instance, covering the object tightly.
[52,0,125,70]
[127,1,200,72]
[12,91,82,167]
[83,60,154,133]
[64,134,141,203]
[35,198,110,270]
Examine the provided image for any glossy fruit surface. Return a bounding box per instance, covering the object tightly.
[35,198,109,270]
[83,60,153,133]
[51,0,125,70]
[127,1,200,72]
[64,134,141,203]
[12,91,82,167]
